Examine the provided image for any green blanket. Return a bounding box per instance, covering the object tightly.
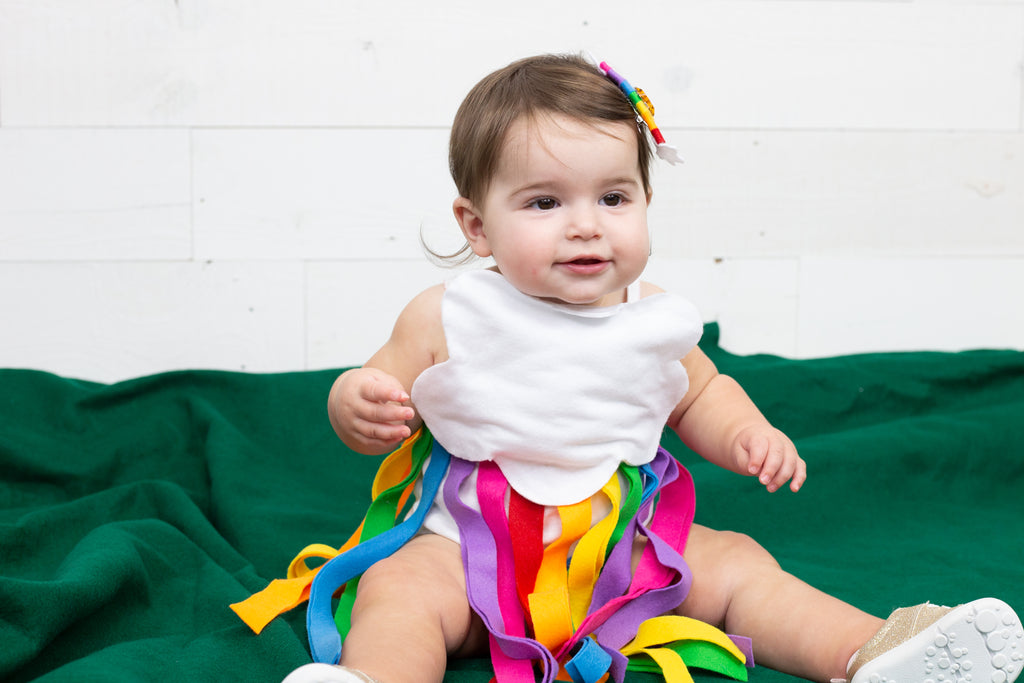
[2,325,1022,683]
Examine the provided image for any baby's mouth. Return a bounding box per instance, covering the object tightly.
[561,257,610,274]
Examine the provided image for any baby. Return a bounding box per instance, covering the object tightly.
[238,54,1022,683]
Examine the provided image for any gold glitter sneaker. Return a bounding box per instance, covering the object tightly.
[847,598,1023,683]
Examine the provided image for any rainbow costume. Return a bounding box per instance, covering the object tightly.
[232,271,754,683]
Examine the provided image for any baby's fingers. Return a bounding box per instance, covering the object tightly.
[762,443,806,493]
[738,428,805,493]
[788,457,807,493]
[352,415,412,445]
[357,376,412,421]
[757,441,788,491]
[362,374,410,406]
[742,432,771,476]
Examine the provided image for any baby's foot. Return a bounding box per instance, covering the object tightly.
[282,663,380,683]
[847,598,1023,683]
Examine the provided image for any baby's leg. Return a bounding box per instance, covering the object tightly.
[339,533,487,683]
[675,524,883,682]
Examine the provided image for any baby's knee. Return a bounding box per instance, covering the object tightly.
[358,554,416,592]
[348,537,483,656]
[356,553,441,607]
[715,530,780,569]
[676,527,784,624]
[352,535,468,615]
[693,528,782,584]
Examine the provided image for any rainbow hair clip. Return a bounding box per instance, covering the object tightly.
[598,60,684,165]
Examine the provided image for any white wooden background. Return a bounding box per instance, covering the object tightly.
[1,1,1022,383]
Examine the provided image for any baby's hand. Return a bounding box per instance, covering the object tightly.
[329,367,416,453]
[733,425,806,493]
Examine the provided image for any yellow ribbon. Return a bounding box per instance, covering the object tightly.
[621,615,748,683]
[528,497,591,650]
[566,477,622,627]
[230,431,422,634]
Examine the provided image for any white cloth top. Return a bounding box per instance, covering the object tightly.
[410,269,703,506]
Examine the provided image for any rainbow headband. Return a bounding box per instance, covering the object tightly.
[597,60,684,165]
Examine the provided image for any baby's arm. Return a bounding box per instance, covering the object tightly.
[327,284,445,455]
[668,347,807,493]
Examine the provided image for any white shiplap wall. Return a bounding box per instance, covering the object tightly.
[1,1,1022,383]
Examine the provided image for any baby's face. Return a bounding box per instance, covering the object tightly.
[463,114,651,307]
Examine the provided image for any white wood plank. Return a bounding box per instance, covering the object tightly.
[0,261,306,382]
[643,257,801,357]
[0,0,592,127]
[1,1,1019,130]
[0,129,192,260]
[192,128,460,260]
[649,130,1024,260]
[5,256,1019,379]
[196,128,1024,264]
[707,259,801,359]
[654,1,1024,131]
[305,259,459,370]
[797,256,1024,357]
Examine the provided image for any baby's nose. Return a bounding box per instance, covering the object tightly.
[566,206,602,239]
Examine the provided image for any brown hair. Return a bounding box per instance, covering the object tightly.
[432,54,654,264]
[449,53,653,207]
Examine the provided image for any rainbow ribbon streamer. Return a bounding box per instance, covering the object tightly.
[598,60,684,166]
[231,429,752,683]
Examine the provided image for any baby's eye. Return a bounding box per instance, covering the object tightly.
[530,197,559,210]
[601,193,625,207]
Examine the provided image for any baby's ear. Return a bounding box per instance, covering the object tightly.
[452,197,492,258]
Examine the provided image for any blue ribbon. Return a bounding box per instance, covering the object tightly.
[305,440,451,664]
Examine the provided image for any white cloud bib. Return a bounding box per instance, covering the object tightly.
[412,269,702,506]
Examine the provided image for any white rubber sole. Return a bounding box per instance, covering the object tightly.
[281,663,375,683]
[850,598,1023,683]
